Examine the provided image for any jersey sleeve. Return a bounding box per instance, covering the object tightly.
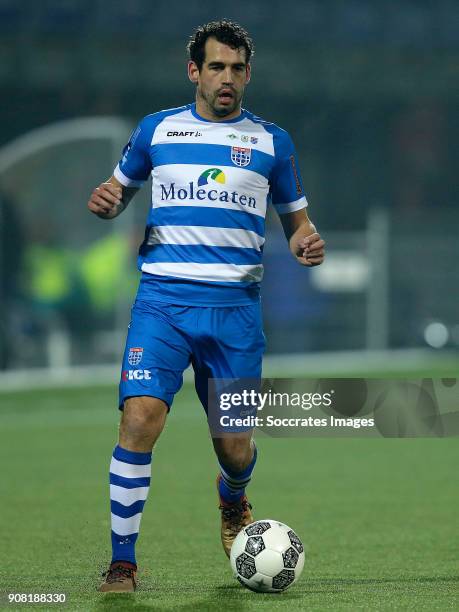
[270,129,308,215]
[113,116,153,187]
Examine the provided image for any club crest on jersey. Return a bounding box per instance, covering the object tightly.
[128,347,143,366]
[231,146,251,167]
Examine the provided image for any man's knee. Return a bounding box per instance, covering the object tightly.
[120,396,168,444]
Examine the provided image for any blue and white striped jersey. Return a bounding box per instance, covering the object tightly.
[114,103,308,306]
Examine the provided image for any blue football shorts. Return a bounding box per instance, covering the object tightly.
[119,298,266,414]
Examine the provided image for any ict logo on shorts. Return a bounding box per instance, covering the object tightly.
[128,347,143,366]
[122,369,151,381]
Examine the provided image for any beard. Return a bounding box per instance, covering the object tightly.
[198,86,243,118]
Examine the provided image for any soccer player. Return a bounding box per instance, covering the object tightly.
[88,20,325,592]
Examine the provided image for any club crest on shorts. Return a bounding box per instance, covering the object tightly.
[231,146,251,167]
[128,347,143,366]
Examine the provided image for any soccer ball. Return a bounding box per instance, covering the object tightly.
[230,520,305,593]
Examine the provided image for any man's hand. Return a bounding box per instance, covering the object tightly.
[280,209,325,268]
[294,232,325,267]
[88,181,124,219]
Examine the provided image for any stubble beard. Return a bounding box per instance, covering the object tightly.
[198,86,243,118]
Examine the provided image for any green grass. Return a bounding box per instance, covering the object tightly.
[0,384,458,611]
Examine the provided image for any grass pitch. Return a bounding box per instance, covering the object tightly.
[1,383,458,611]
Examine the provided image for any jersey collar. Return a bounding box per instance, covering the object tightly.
[190,102,247,124]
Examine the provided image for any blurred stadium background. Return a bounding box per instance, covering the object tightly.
[0,0,458,388]
[1,4,458,608]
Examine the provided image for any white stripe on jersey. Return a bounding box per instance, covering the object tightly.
[113,164,146,188]
[273,196,308,215]
[152,110,275,157]
[151,164,268,218]
[147,225,265,251]
[141,261,264,283]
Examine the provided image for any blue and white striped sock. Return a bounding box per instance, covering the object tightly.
[218,445,258,504]
[109,445,152,566]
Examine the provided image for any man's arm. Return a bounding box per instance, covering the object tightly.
[87,175,139,220]
[279,208,325,267]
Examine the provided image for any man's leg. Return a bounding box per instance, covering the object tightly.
[212,431,257,557]
[119,396,168,452]
[191,302,264,557]
[213,432,257,505]
[100,396,167,592]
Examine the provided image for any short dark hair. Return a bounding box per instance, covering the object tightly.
[187,19,254,71]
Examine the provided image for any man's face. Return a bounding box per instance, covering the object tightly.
[188,37,251,119]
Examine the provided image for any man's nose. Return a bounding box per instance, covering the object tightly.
[222,67,233,83]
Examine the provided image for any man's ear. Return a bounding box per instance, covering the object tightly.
[188,61,199,84]
[245,63,251,85]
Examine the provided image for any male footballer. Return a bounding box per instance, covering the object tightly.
[88,20,325,592]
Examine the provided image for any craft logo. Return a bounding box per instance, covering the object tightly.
[231,146,251,167]
[128,347,143,366]
[167,130,202,137]
[198,168,226,187]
